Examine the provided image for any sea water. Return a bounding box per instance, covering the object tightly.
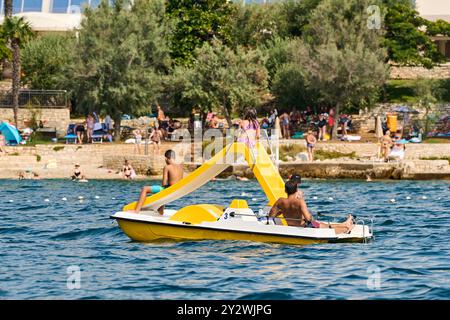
[0,179,449,299]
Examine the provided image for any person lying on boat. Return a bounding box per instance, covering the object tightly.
[134,149,183,214]
[269,181,354,234]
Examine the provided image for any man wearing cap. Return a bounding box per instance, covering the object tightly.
[288,174,304,199]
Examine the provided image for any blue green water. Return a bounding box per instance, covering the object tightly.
[0,179,449,299]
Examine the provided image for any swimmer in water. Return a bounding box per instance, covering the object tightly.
[71,163,86,181]
[122,160,135,180]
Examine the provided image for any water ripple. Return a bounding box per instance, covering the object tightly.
[0,179,449,299]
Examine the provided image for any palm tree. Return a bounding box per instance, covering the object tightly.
[2,17,34,128]
[4,0,12,18]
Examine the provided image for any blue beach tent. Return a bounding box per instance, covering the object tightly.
[0,122,22,145]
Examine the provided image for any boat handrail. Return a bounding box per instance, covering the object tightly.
[228,211,306,224]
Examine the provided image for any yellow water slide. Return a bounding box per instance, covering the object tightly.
[122,142,286,211]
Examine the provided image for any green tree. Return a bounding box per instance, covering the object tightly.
[72,0,171,140]
[278,0,322,38]
[166,0,235,66]
[0,25,12,63]
[21,34,76,90]
[383,2,445,68]
[230,2,282,48]
[1,16,34,128]
[413,78,442,136]
[268,37,317,109]
[304,0,389,139]
[172,39,269,126]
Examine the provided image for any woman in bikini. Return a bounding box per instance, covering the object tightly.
[150,127,162,155]
[238,109,261,149]
[122,160,135,180]
[71,163,86,180]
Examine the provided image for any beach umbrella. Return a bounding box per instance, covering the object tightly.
[392,105,419,114]
[0,122,22,145]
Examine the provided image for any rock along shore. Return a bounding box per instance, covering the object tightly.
[0,142,449,180]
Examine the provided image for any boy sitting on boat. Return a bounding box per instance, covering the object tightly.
[134,149,183,214]
[269,180,354,234]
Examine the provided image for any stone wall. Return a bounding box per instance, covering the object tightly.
[390,65,450,80]
[103,154,165,175]
[0,106,70,137]
[279,141,450,160]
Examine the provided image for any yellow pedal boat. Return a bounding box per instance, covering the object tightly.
[111,142,373,245]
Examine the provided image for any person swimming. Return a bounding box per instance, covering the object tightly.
[71,163,86,181]
[122,160,135,180]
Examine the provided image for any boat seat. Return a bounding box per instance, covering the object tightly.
[170,204,223,225]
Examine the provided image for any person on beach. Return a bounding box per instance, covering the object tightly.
[269,181,354,234]
[104,114,112,131]
[133,129,142,154]
[134,150,183,214]
[122,160,136,180]
[305,130,316,162]
[71,163,86,181]
[86,114,95,143]
[280,112,290,139]
[150,127,163,155]
[238,109,260,149]
[318,114,328,141]
[380,130,393,161]
[0,130,8,156]
[75,123,86,144]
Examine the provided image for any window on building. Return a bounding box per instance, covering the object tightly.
[13,0,23,14]
[51,0,70,13]
[23,0,43,12]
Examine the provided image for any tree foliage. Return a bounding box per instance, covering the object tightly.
[230,3,282,48]
[22,34,75,89]
[305,0,388,120]
[1,16,34,127]
[383,1,448,68]
[166,0,234,66]
[170,39,269,126]
[71,0,171,139]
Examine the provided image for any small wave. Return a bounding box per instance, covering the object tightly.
[0,226,31,234]
[380,219,395,226]
[238,289,294,300]
[50,227,119,240]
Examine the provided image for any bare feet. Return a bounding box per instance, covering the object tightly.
[345,214,355,233]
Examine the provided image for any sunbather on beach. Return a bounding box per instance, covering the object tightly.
[380,131,393,161]
[269,181,354,234]
[134,150,183,214]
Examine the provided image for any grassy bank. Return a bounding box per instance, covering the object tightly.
[384,79,450,103]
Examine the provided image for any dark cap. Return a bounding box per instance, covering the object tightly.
[289,174,302,184]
